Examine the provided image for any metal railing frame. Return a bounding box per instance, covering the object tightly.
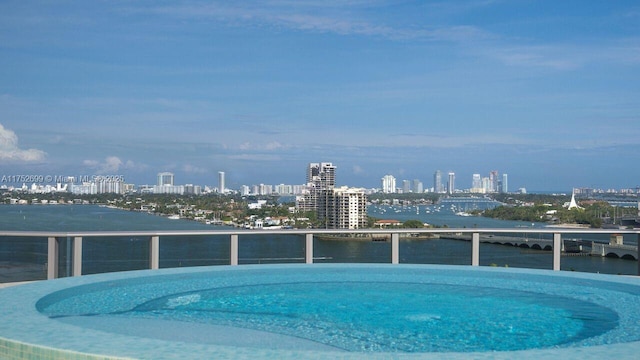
[1,228,638,279]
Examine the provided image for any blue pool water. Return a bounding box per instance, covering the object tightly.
[3,264,640,359]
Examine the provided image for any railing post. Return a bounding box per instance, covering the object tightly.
[230,234,238,266]
[47,236,59,280]
[553,233,561,271]
[305,233,314,264]
[73,236,82,277]
[150,236,160,270]
[391,233,399,264]
[472,232,480,266]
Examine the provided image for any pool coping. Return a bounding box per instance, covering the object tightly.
[2,264,640,360]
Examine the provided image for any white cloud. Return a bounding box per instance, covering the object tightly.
[265,141,284,150]
[137,2,490,42]
[235,141,287,151]
[83,156,135,174]
[82,159,99,167]
[473,44,582,70]
[182,164,208,174]
[352,165,364,174]
[228,154,283,161]
[0,123,46,162]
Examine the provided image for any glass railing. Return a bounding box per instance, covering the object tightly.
[1,228,638,283]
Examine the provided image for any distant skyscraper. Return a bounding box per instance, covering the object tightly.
[489,170,499,193]
[153,172,183,194]
[482,177,491,193]
[218,171,225,194]
[157,172,174,186]
[447,172,455,194]
[502,173,508,193]
[412,179,423,193]
[402,180,411,193]
[434,170,443,193]
[472,173,482,191]
[381,175,396,193]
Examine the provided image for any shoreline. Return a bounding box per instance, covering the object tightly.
[545,223,592,229]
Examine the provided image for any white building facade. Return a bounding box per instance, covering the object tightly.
[381,175,396,193]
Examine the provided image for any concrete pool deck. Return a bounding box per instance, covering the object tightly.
[2,264,640,359]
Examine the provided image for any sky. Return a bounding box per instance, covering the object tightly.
[0,0,639,192]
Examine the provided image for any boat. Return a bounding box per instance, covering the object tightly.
[167,215,180,220]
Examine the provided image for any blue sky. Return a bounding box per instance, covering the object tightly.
[1,0,639,192]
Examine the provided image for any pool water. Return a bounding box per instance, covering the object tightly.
[128,282,615,352]
[33,264,638,355]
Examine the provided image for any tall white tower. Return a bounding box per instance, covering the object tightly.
[218,171,225,194]
[434,170,443,193]
[472,174,482,190]
[381,175,396,193]
[502,173,508,193]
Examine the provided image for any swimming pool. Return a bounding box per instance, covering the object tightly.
[2,264,640,359]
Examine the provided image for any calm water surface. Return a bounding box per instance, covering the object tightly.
[0,204,637,282]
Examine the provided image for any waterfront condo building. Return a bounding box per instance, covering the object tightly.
[318,186,368,229]
[297,162,367,229]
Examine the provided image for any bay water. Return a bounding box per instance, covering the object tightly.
[0,204,637,282]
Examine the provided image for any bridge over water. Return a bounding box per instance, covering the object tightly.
[441,233,638,260]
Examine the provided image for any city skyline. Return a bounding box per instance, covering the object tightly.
[1,1,639,191]
[6,168,639,196]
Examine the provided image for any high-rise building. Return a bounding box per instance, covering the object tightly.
[472,174,482,191]
[218,171,225,194]
[489,170,499,193]
[471,174,482,189]
[184,184,201,195]
[381,175,396,193]
[157,172,174,186]
[447,172,455,194]
[482,177,491,193]
[412,179,423,194]
[307,162,335,189]
[319,186,367,229]
[434,170,443,193]
[502,173,508,193]
[297,162,367,229]
[300,162,336,212]
[402,180,411,193]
